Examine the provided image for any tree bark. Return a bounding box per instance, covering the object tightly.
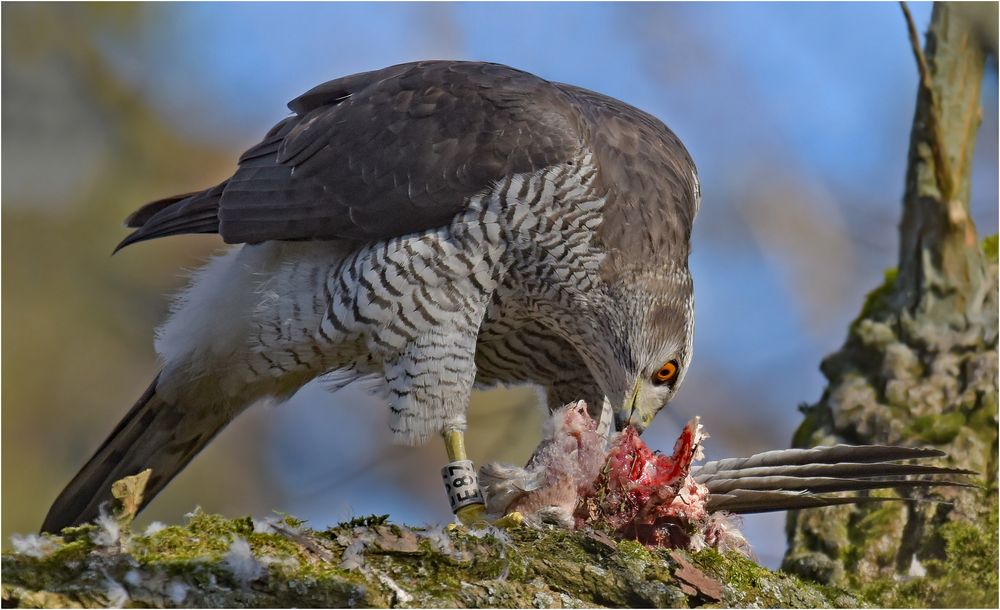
[894,1,990,335]
[785,4,997,605]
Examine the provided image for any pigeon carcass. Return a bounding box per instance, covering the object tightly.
[480,401,974,554]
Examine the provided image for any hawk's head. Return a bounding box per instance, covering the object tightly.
[576,266,694,434]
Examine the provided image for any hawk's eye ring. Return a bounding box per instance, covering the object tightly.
[652,361,679,385]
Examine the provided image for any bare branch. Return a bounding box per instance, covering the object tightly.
[899,1,956,201]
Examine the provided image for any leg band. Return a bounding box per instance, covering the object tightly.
[441,459,485,513]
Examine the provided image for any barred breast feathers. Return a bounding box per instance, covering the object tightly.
[154,241,349,405]
[152,142,673,432]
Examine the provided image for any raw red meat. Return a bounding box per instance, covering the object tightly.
[576,418,711,547]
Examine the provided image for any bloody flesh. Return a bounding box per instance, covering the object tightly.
[576,419,709,547]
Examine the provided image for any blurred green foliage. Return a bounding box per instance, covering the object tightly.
[2,3,247,539]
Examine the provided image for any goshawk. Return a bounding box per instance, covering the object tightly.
[43,60,699,532]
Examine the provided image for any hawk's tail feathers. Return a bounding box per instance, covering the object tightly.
[41,375,228,534]
[114,182,225,253]
[694,444,976,515]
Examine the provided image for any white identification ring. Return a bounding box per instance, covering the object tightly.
[441,460,484,512]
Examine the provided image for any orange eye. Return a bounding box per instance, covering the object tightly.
[652,361,679,385]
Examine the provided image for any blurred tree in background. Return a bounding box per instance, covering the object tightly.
[2,3,258,534]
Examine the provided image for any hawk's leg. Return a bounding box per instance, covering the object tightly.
[441,428,525,527]
[441,428,487,524]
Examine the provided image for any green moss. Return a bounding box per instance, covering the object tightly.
[861,495,999,608]
[690,546,726,572]
[983,234,998,265]
[852,267,898,329]
[273,512,307,529]
[842,502,906,574]
[716,551,768,590]
[131,510,241,562]
[936,508,999,586]
[5,511,867,608]
[907,411,966,444]
[336,513,389,529]
[4,536,93,593]
[792,403,830,448]
[850,503,899,541]
[616,539,653,565]
[691,547,860,608]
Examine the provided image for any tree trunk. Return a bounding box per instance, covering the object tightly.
[785,4,998,606]
[895,1,990,332]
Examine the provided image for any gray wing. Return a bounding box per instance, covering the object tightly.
[117,61,583,250]
[692,445,976,514]
[117,61,702,255]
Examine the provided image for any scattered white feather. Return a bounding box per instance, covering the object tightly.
[252,516,280,534]
[103,575,130,608]
[419,525,455,555]
[339,532,375,571]
[260,554,300,571]
[462,523,515,581]
[91,505,121,546]
[143,521,167,536]
[222,537,264,584]
[123,569,142,586]
[10,534,58,558]
[165,579,189,604]
[463,524,512,547]
[376,570,413,604]
[691,419,709,461]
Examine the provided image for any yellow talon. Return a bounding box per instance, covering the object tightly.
[455,502,487,526]
[450,506,524,529]
[492,511,525,529]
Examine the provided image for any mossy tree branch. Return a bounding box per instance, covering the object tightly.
[2,512,862,608]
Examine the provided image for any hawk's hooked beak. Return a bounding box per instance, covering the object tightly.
[613,378,653,433]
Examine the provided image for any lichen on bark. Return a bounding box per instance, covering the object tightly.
[3,510,863,608]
